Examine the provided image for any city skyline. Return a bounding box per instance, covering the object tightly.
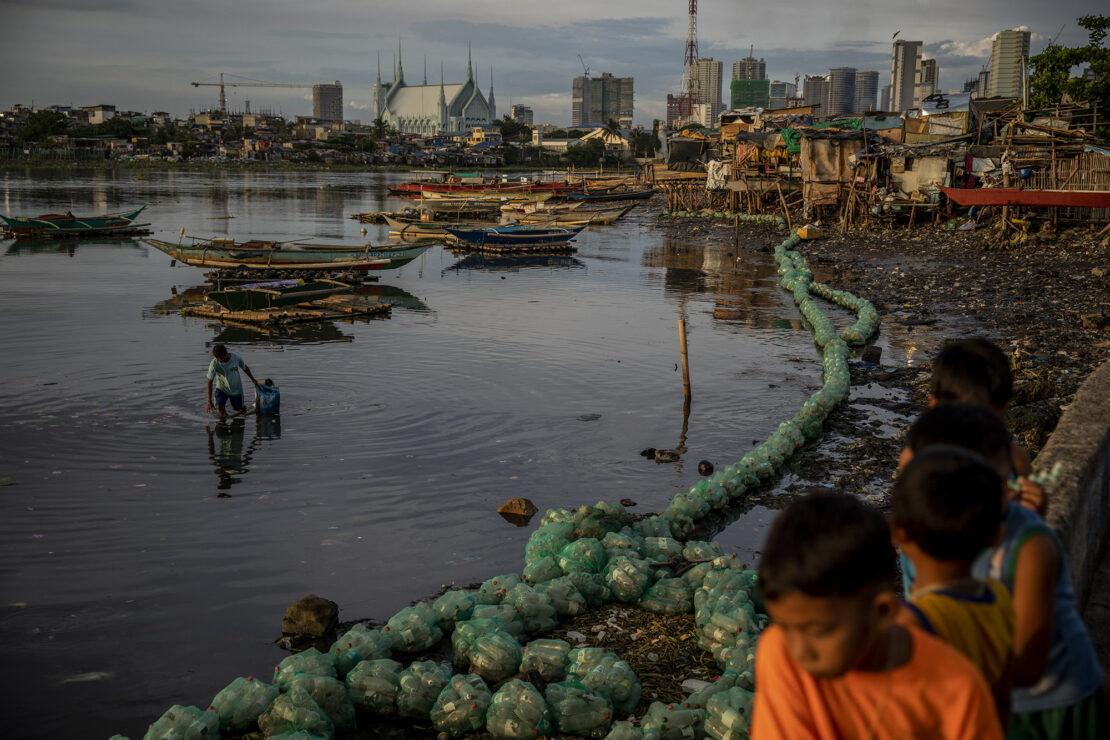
[1,0,1101,126]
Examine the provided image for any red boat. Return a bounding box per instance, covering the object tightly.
[387,179,577,197]
[941,186,1110,209]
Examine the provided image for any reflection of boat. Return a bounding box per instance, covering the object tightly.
[144,238,431,271]
[566,187,655,202]
[354,284,430,312]
[940,186,1110,208]
[445,253,587,273]
[444,225,584,247]
[206,279,352,311]
[5,237,145,256]
[506,205,634,226]
[2,206,149,238]
[213,321,355,345]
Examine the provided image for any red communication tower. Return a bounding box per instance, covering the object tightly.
[679,0,699,122]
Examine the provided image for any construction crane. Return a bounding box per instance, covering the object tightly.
[190,73,317,114]
[577,54,590,78]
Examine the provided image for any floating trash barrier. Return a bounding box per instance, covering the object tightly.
[126,219,879,740]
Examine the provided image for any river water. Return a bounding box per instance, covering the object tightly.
[2,167,857,738]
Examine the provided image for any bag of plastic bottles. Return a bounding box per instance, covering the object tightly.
[566,646,609,679]
[384,603,443,655]
[344,658,402,714]
[477,573,523,605]
[564,572,611,606]
[526,532,572,564]
[639,578,693,616]
[571,505,628,541]
[431,673,492,736]
[602,530,645,559]
[502,583,558,634]
[396,660,450,718]
[433,589,477,632]
[257,685,335,740]
[264,732,328,740]
[143,705,220,740]
[468,630,523,684]
[580,655,642,719]
[485,679,553,739]
[682,541,724,561]
[681,562,713,591]
[328,623,392,678]
[470,604,525,639]
[210,676,279,734]
[683,672,736,713]
[534,576,587,616]
[452,617,517,667]
[704,687,755,740]
[546,679,614,738]
[605,721,645,739]
[640,701,705,739]
[557,538,608,574]
[632,515,674,539]
[605,555,652,603]
[273,648,337,691]
[520,638,571,682]
[521,555,563,586]
[290,675,356,735]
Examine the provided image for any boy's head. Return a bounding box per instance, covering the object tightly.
[760,491,898,678]
[891,445,1005,563]
[212,344,230,361]
[930,337,1012,409]
[903,402,1012,479]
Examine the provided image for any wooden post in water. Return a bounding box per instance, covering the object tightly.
[678,318,692,401]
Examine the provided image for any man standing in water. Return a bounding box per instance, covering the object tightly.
[205,344,258,421]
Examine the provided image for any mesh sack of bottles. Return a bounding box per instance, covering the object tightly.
[396,660,449,718]
[142,705,220,740]
[431,673,492,736]
[344,658,402,714]
[520,638,571,682]
[210,675,279,734]
[484,679,553,739]
[257,685,335,740]
[328,623,392,678]
[546,679,614,738]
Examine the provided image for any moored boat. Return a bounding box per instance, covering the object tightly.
[566,187,655,202]
[143,237,431,271]
[205,279,352,312]
[444,225,585,247]
[2,206,149,238]
[506,205,635,226]
[940,186,1110,209]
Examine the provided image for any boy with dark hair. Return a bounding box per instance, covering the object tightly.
[891,446,1014,725]
[902,404,1107,739]
[205,344,258,422]
[752,490,1002,740]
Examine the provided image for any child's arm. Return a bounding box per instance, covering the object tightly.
[992,653,1013,730]
[1010,533,1060,686]
[1010,478,1046,517]
[1010,440,1033,477]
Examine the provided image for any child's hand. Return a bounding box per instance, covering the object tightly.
[205,400,213,414]
[1010,477,1046,517]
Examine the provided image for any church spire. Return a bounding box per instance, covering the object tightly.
[423,55,427,86]
[466,42,472,81]
[438,61,447,130]
[396,38,404,85]
[488,65,496,121]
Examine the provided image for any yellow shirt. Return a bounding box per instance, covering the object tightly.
[906,578,1014,688]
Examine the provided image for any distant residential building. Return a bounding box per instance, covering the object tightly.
[572,72,633,127]
[466,126,502,147]
[691,58,725,123]
[802,75,829,110]
[768,81,797,110]
[914,58,937,105]
[854,71,879,113]
[977,69,991,97]
[988,28,1030,98]
[732,55,766,81]
[312,81,343,122]
[83,105,116,125]
[825,67,857,116]
[665,93,682,129]
[510,105,533,125]
[731,79,770,109]
[889,40,923,112]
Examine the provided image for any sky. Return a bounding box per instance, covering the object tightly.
[0,0,1104,127]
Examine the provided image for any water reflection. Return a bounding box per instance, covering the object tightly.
[205,414,281,492]
[5,237,145,257]
[443,253,586,274]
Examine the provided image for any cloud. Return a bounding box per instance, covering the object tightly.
[348,101,369,110]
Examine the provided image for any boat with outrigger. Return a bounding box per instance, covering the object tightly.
[2,206,150,239]
[143,235,432,271]
[444,224,585,248]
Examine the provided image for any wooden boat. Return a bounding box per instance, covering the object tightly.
[205,279,351,311]
[500,201,584,216]
[388,179,575,197]
[566,187,655,202]
[507,205,635,226]
[940,186,1110,209]
[444,225,585,247]
[383,215,483,238]
[143,237,431,271]
[2,206,149,238]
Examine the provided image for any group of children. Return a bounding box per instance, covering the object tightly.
[751,338,1107,739]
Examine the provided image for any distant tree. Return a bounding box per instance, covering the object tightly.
[16,109,69,142]
[356,135,376,152]
[566,129,587,139]
[602,118,622,139]
[1029,14,1109,136]
[628,129,659,157]
[547,128,568,139]
[95,116,137,139]
[496,114,532,144]
[564,138,605,166]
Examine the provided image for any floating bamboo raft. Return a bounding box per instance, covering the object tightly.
[181,295,391,326]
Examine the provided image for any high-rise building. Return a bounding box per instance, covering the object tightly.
[825,67,857,116]
[855,70,879,113]
[880,84,893,110]
[889,40,922,112]
[731,79,770,109]
[572,72,634,127]
[691,58,724,124]
[977,69,990,97]
[768,81,797,110]
[802,74,829,111]
[915,58,938,105]
[510,105,533,125]
[666,93,682,129]
[988,28,1030,98]
[732,56,766,81]
[312,81,343,122]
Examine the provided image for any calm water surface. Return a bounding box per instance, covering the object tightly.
[0,167,876,738]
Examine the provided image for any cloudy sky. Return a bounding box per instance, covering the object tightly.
[0,0,1103,126]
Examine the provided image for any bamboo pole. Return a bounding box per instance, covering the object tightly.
[678,318,691,402]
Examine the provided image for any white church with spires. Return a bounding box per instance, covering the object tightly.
[372,42,496,136]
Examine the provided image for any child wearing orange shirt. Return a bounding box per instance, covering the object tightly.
[752,490,1002,740]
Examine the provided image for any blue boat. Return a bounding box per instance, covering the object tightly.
[444,225,584,247]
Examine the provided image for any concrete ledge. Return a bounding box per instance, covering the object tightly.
[1037,358,1110,609]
